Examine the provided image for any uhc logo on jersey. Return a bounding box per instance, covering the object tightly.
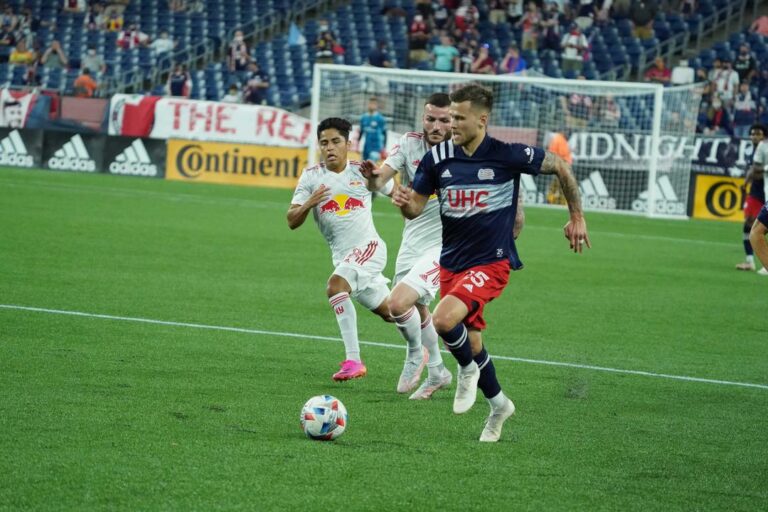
[447,189,488,210]
[319,194,366,216]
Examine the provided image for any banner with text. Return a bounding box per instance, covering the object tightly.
[151,99,311,148]
[691,174,745,222]
[0,128,43,168]
[165,139,306,188]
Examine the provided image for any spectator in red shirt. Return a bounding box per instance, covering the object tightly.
[408,14,430,67]
[515,1,541,51]
[471,44,496,74]
[644,56,671,86]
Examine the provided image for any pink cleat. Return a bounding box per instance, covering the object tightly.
[332,360,367,381]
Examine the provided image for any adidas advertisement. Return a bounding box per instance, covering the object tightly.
[43,132,103,173]
[631,175,686,215]
[103,136,165,178]
[0,128,42,168]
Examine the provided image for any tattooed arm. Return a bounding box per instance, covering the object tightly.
[539,151,591,253]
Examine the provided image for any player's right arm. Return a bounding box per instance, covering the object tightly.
[359,161,398,191]
[287,184,330,230]
[539,150,590,253]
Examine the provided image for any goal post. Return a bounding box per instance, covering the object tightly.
[309,63,702,219]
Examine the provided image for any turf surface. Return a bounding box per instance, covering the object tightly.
[0,167,766,511]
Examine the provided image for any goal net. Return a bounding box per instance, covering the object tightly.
[310,64,702,218]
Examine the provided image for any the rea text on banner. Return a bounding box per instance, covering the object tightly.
[691,174,745,222]
[151,99,311,148]
[165,139,306,188]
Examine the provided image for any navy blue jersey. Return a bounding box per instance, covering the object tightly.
[412,135,545,272]
[747,148,766,202]
[758,201,768,228]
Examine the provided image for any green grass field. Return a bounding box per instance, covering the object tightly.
[1,167,766,511]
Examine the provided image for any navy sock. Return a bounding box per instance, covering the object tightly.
[744,223,754,256]
[474,348,501,399]
[439,323,473,366]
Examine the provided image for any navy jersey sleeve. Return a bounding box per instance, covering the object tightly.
[502,143,545,175]
[411,151,438,197]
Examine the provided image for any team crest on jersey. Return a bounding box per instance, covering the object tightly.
[524,146,534,163]
[478,168,495,180]
[319,194,366,216]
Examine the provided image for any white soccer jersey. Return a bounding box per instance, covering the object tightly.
[292,160,384,265]
[753,140,768,199]
[384,132,442,252]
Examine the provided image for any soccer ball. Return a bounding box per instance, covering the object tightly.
[300,395,348,441]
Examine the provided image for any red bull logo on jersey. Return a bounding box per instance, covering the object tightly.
[319,194,366,216]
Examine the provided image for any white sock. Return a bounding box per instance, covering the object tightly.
[329,292,360,361]
[393,306,423,362]
[420,314,444,378]
[747,255,755,265]
[488,391,509,411]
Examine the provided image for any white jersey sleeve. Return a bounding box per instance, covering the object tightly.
[291,165,318,205]
[753,140,768,166]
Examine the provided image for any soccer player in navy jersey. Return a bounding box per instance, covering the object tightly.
[392,84,590,442]
[738,124,768,273]
[749,201,768,272]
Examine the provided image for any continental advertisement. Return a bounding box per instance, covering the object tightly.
[691,174,745,222]
[165,139,307,189]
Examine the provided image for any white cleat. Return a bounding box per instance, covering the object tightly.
[736,261,756,271]
[409,367,453,400]
[453,361,480,414]
[397,346,428,393]
[479,399,516,442]
[758,267,768,276]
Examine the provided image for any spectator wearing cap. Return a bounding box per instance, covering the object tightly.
[733,43,756,84]
[499,45,527,74]
[431,35,460,72]
[471,44,496,74]
[644,56,671,85]
[560,23,588,75]
[368,40,393,68]
[516,2,541,51]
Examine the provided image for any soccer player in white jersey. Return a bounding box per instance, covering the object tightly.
[360,93,454,399]
[287,117,395,381]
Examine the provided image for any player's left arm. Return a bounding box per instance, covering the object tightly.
[539,150,591,253]
[513,193,524,240]
[360,161,397,191]
[749,217,768,270]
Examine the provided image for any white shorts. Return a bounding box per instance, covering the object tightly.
[393,245,441,306]
[333,239,390,310]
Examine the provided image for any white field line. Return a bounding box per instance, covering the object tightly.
[2,304,766,391]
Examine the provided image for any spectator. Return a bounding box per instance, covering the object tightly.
[106,10,124,32]
[228,30,250,71]
[561,77,593,129]
[595,94,621,129]
[671,58,695,85]
[367,40,393,68]
[220,84,241,103]
[595,0,613,25]
[560,23,588,75]
[733,43,756,84]
[432,35,460,72]
[454,0,479,31]
[755,68,768,100]
[574,0,596,30]
[471,44,496,74]
[732,82,757,139]
[433,2,449,30]
[540,2,564,52]
[408,14,430,67]
[315,27,339,65]
[711,58,740,103]
[166,64,191,97]
[499,45,527,74]
[62,0,87,13]
[0,6,17,32]
[488,0,507,25]
[0,22,17,52]
[117,24,149,49]
[415,0,433,21]
[703,96,732,136]
[750,16,768,37]
[644,56,671,85]
[243,61,270,105]
[73,68,98,97]
[150,30,175,56]
[458,39,477,73]
[85,2,106,30]
[81,46,106,74]
[507,0,525,25]
[679,0,696,16]
[40,40,68,69]
[630,0,658,40]
[516,2,541,51]
[9,40,35,65]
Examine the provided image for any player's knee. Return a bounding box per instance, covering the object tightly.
[326,275,350,298]
[388,293,413,318]
[431,311,457,335]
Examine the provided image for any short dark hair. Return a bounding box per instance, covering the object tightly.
[749,123,767,136]
[449,84,493,112]
[317,117,352,140]
[425,92,450,108]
